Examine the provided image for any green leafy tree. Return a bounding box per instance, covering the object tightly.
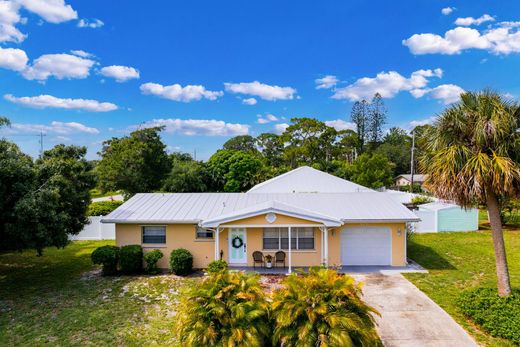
[168,151,193,163]
[421,90,520,297]
[271,268,381,346]
[281,117,329,167]
[222,135,258,152]
[162,160,207,192]
[176,271,270,346]
[206,150,264,192]
[256,133,284,166]
[351,100,370,152]
[349,153,394,189]
[0,116,11,127]
[367,93,387,145]
[0,140,34,250]
[376,127,411,175]
[97,127,170,196]
[12,145,96,255]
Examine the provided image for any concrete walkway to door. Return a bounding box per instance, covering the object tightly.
[352,273,477,347]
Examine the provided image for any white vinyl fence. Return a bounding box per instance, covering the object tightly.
[413,210,437,233]
[69,216,115,240]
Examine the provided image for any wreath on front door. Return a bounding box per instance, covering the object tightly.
[231,236,244,249]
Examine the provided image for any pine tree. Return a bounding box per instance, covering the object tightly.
[350,99,370,152]
[368,93,387,144]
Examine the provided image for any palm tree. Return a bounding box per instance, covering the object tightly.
[421,90,520,296]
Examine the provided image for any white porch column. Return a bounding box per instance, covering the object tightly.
[288,226,292,274]
[320,227,325,266]
[324,226,329,268]
[214,227,220,260]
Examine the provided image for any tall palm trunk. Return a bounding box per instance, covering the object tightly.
[486,190,512,297]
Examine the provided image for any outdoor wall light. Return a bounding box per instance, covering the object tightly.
[397,229,402,236]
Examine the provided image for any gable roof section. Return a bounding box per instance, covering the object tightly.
[102,192,419,224]
[201,200,343,228]
[248,166,373,193]
[396,174,428,182]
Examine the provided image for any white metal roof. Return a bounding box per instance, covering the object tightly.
[396,174,428,182]
[248,166,373,193]
[418,201,470,211]
[201,200,343,228]
[102,192,419,225]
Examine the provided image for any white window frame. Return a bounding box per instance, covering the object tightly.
[141,225,166,245]
[195,227,214,240]
[262,227,314,250]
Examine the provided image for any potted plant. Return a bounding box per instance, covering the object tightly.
[265,255,273,268]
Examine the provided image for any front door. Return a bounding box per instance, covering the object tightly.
[228,228,247,264]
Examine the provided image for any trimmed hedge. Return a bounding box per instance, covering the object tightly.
[207,260,228,273]
[458,288,520,344]
[91,245,120,276]
[144,249,164,275]
[119,245,143,275]
[87,200,123,216]
[170,248,193,276]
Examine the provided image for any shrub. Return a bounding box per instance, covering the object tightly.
[176,271,269,346]
[170,248,193,276]
[119,245,143,275]
[207,260,228,273]
[87,200,123,216]
[144,249,164,275]
[91,245,120,276]
[271,267,381,346]
[458,288,520,344]
[410,195,434,205]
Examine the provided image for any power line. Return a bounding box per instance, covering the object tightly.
[2,131,47,157]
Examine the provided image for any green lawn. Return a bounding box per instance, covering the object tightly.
[0,241,187,346]
[89,188,121,199]
[405,230,520,346]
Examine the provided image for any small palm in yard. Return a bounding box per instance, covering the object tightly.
[421,90,520,297]
[175,270,270,347]
[271,267,381,347]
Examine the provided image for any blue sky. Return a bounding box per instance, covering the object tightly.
[1,0,520,160]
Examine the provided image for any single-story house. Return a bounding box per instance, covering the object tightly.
[102,166,419,271]
[413,202,479,233]
[395,174,428,188]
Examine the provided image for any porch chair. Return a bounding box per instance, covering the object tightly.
[275,251,286,268]
[252,251,264,269]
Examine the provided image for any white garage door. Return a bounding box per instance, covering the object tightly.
[341,227,392,265]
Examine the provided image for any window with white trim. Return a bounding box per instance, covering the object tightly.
[196,227,214,239]
[262,227,314,250]
[142,226,166,244]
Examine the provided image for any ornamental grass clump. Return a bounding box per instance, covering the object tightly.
[175,270,270,346]
[271,267,381,347]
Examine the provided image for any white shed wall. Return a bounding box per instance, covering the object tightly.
[70,216,115,240]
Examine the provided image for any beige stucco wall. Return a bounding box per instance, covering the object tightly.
[115,219,407,269]
[221,213,321,226]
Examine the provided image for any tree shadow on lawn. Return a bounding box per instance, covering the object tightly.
[408,243,457,270]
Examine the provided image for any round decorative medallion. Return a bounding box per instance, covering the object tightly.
[265,212,277,224]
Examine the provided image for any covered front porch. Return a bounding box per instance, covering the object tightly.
[201,200,343,274]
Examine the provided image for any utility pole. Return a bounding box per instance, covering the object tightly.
[410,129,415,192]
[193,148,197,161]
[39,131,46,158]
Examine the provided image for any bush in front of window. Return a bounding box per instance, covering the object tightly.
[144,249,164,275]
[91,245,120,276]
[170,248,193,276]
[119,245,143,275]
[176,270,269,346]
[207,260,228,274]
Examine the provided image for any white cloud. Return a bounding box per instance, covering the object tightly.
[242,97,257,105]
[0,0,26,43]
[274,123,289,134]
[224,81,296,101]
[409,116,436,128]
[70,49,94,58]
[325,119,356,131]
[5,94,118,112]
[16,0,77,23]
[403,22,520,55]
[0,46,28,71]
[315,75,339,89]
[256,113,279,124]
[77,18,104,28]
[137,118,249,136]
[441,7,454,15]
[6,121,99,135]
[140,82,223,102]
[411,84,465,104]
[100,65,139,82]
[332,68,443,101]
[22,53,95,80]
[455,14,494,26]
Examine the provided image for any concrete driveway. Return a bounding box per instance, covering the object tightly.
[352,274,477,347]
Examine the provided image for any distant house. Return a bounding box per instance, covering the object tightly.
[395,174,428,188]
[103,166,419,271]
